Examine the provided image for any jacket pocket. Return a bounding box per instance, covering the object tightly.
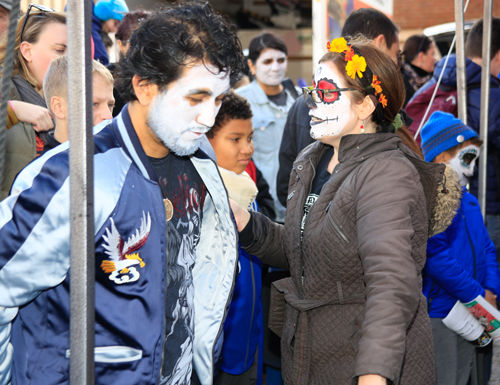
[327,213,350,243]
[66,346,142,363]
[269,282,286,338]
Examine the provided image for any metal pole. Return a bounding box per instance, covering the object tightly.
[0,0,22,189]
[67,0,95,383]
[312,0,328,75]
[455,0,467,124]
[478,10,492,217]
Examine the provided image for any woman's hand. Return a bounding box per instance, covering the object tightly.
[229,198,251,232]
[358,374,387,385]
[10,101,54,132]
[485,290,498,308]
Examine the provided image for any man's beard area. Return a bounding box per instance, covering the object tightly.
[147,99,206,157]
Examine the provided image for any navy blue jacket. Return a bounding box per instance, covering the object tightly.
[423,190,500,318]
[414,55,500,214]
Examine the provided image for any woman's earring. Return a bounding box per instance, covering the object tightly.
[360,120,365,134]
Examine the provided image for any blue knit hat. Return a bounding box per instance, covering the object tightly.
[94,0,129,22]
[421,111,478,162]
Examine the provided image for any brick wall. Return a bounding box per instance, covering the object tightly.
[394,0,500,30]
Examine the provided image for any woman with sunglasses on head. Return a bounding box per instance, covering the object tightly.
[230,37,461,384]
[0,4,66,199]
[237,33,299,223]
[402,34,437,105]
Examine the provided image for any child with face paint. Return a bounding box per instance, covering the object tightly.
[237,33,298,223]
[229,37,461,385]
[207,91,275,385]
[420,111,500,385]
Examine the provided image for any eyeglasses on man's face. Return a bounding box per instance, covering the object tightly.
[20,4,56,42]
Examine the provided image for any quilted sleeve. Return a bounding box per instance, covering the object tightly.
[241,211,289,270]
[352,158,424,384]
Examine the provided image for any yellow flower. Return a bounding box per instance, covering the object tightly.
[345,55,367,79]
[328,37,348,53]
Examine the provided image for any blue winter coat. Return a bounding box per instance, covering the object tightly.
[423,190,500,318]
[413,55,500,214]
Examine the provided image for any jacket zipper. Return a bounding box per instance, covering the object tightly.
[300,157,316,288]
[159,198,169,383]
[327,214,350,243]
[427,282,441,313]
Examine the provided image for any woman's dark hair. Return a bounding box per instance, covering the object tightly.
[319,37,405,133]
[247,32,287,64]
[403,34,433,63]
[115,1,244,102]
[207,91,253,138]
[115,8,149,43]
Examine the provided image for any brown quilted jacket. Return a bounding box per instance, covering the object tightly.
[242,133,459,385]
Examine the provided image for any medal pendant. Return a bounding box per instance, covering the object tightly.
[163,198,173,222]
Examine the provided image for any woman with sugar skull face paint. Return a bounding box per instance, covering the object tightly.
[237,33,299,223]
[230,37,462,385]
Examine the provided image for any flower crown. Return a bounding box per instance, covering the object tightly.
[327,38,387,108]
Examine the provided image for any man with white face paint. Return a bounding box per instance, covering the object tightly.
[0,4,244,385]
[238,33,299,223]
[421,111,500,385]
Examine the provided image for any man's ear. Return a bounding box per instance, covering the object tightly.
[19,41,33,62]
[357,95,376,121]
[372,34,386,50]
[132,75,158,107]
[51,96,65,120]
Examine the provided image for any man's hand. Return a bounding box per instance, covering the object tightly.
[10,101,54,132]
[485,289,497,308]
[229,198,251,232]
[358,374,387,385]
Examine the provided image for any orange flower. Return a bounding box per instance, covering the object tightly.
[371,75,382,94]
[344,45,354,61]
[345,55,367,79]
[328,37,348,53]
[326,41,331,51]
[379,94,388,108]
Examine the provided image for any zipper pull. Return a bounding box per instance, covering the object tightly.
[301,267,305,287]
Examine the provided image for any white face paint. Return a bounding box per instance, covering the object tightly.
[147,63,230,156]
[309,63,355,140]
[448,144,480,187]
[254,48,287,86]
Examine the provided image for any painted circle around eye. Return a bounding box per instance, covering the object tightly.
[317,78,339,104]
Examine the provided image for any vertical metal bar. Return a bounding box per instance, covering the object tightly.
[0,0,22,189]
[455,0,467,124]
[312,0,328,75]
[67,0,95,384]
[478,9,492,218]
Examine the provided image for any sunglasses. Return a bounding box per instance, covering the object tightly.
[20,4,56,43]
[302,86,357,106]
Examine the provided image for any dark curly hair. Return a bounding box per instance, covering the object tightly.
[115,1,244,102]
[206,91,253,138]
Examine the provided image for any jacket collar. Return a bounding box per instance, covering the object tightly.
[337,133,401,163]
[111,104,212,182]
[434,54,500,88]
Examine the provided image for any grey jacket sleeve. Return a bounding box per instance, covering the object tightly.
[241,212,289,270]
[352,159,423,383]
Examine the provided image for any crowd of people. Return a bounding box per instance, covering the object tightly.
[0,1,500,385]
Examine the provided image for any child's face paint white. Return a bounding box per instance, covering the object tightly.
[254,49,287,86]
[147,63,230,156]
[447,144,480,187]
[309,63,355,140]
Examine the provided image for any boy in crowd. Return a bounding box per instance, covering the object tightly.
[42,55,115,152]
[207,91,265,385]
[421,111,500,385]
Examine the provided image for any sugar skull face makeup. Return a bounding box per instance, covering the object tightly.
[147,63,230,156]
[254,48,287,86]
[308,63,355,140]
[448,144,480,187]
